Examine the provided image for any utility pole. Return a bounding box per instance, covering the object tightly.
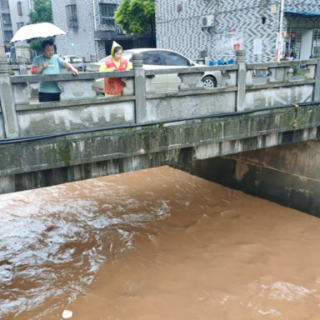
[275,0,285,61]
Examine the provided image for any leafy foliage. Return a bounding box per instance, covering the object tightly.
[28,0,53,53]
[114,0,155,37]
[28,0,53,24]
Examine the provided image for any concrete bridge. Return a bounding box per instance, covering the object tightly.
[1,49,320,216]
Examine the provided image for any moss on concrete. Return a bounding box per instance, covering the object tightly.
[56,142,71,166]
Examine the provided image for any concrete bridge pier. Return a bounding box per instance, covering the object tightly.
[190,138,320,217]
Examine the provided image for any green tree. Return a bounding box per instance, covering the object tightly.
[114,0,155,38]
[28,0,53,24]
[28,0,53,53]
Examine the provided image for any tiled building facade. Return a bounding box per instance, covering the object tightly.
[0,0,12,53]
[52,0,155,62]
[155,0,320,62]
[52,0,97,61]
[0,0,31,53]
[9,0,30,37]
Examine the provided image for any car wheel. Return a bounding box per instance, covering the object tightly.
[202,76,217,89]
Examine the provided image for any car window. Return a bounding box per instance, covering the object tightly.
[161,51,190,66]
[123,52,132,57]
[142,51,162,65]
[122,52,132,62]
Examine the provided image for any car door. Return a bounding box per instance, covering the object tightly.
[141,51,168,92]
[159,51,191,91]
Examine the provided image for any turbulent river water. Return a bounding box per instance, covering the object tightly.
[1,166,320,320]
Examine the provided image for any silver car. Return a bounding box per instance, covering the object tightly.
[61,55,87,71]
[87,48,222,94]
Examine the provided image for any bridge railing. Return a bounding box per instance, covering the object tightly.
[9,70,135,104]
[0,48,320,139]
[0,68,137,139]
[244,58,318,110]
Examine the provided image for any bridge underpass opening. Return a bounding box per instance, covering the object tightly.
[189,139,320,217]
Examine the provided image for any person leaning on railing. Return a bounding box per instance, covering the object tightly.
[31,40,79,102]
[99,41,132,96]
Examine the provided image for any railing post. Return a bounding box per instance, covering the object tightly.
[235,50,246,112]
[17,56,28,75]
[312,46,320,102]
[17,56,31,100]
[132,53,146,124]
[90,54,98,62]
[0,56,19,138]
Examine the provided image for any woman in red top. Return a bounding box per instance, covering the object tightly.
[99,41,132,96]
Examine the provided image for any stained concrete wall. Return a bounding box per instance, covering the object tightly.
[191,140,320,217]
[16,100,135,136]
[144,91,237,123]
[1,104,320,195]
[0,112,4,139]
[245,85,314,110]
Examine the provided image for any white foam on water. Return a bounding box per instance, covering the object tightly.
[269,281,313,301]
[0,185,162,319]
[258,309,281,317]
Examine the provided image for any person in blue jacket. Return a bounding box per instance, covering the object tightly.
[31,40,79,102]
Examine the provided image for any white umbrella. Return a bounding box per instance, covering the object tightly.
[10,22,66,43]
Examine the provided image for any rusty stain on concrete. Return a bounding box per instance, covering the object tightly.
[234,161,249,182]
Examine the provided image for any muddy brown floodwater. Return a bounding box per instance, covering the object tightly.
[1,166,320,320]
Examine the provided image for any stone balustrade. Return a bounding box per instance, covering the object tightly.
[0,48,319,140]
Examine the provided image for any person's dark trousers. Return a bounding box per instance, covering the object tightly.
[39,92,60,102]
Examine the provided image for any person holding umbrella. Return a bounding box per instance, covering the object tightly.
[31,40,79,102]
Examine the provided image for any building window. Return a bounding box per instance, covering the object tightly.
[0,0,9,9]
[17,22,24,29]
[314,29,320,47]
[66,4,78,28]
[99,3,117,25]
[4,30,13,42]
[2,13,12,26]
[17,1,22,16]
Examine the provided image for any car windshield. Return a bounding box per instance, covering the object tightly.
[98,52,132,63]
[161,51,190,66]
